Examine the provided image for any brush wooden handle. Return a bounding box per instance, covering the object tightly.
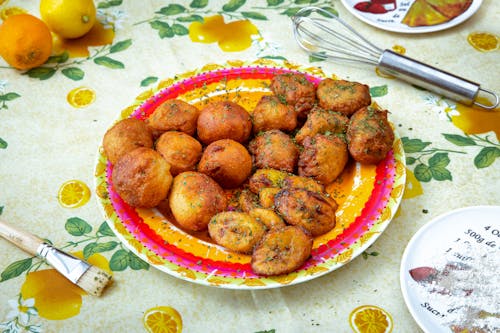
[0,220,44,256]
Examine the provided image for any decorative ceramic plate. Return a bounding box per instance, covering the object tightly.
[341,0,482,34]
[400,206,500,332]
[95,59,406,289]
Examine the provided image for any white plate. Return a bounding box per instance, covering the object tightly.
[400,206,500,332]
[340,0,483,33]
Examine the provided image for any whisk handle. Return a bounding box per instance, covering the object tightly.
[378,50,499,109]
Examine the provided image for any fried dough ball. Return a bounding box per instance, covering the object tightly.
[316,79,371,117]
[258,187,280,209]
[274,188,337,236]
[238,189,260,212]
[197,101,252,145]
[282,175,324,193]
[198,139,252,188]
[347,107,394,164]
[249,208,286,231]
[208,211,267,254]
[251,95,297,134]
[251,226,313,276]
[248,168,289,194]
[146,99,200,136]
[103,118,154,165]
[112,147,172,208]
[295,106,349,145]
[168,171,227,231]
[270,73,316,118]
[298,134,349,185]
[155,131,202,176]
[249,130,299,173]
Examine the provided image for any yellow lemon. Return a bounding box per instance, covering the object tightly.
[0,6,27,21]
[40,0,96,39]
[57,179,91,208]
[143,306,183,333]
[349,305,394,333]
[67,86,96,108]
[467,32,499,52]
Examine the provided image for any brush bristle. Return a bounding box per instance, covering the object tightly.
[76,265,112,296]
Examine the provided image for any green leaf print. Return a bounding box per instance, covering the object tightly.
[474,147,500,168]
[428,152,450,169]
[0,138,6,149]
[46,52,69,64]
[157,4,186,15]
[222,0,246,12]
[110,39,132,53]
[141,76,159,87]
[97,0,123,9]
[61,67,85,81]
[24,67,56,80]
[97,221,115,236]
[318,6,339,17]
[309,52,327,62]
[190,0,208,8]
[369,85,388,97]
[242,12,268,20]
[172,23,189,36]
[295,0,319,4]
[109,249,130,271]
[267,0,284,5]
[176,14,204,22]
[406,156,417,165]
[281,7,302,16]
[401,137,431,153]
[65,217,93,236]
[83,241,118,259]
[94,56,125,69]
[414,164,433,182]
[443,133,477,146]
[0,258,33,282]
[0,92,20,101]
[150,21,174,38]
[128,252,149,270]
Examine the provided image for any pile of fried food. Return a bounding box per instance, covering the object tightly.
[103,72,394,276]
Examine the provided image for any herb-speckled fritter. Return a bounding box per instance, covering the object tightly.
[251,95,297,134]
[146,99,200,136]
[347,106,394,164]
[249,130,299,173]
[112,147,172,208]
[295,106,349,145]
[270,73,316,118]
[251,225,313,276]
[103,118,154,165]
[168,171,227,231]
[298,134,349,185]
[198,139,252,189]
[155,131,202,176]
[274,188,337,236]
[316,79,371,117]
[248,168,289,194]
[197,101,252,145]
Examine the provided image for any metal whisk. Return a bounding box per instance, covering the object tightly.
[292,7,499,109]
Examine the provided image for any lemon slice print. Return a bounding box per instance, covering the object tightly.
[67,86,96,108]
[349,305,394,333]
[57,179,91,208]
[467,32,499,52]
[143,306,183,333]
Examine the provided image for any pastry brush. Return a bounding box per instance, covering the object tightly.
[0,220,112,296]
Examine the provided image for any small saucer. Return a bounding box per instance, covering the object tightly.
[400,206,500,332]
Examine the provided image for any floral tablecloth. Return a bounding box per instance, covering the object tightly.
[1,1,499,332]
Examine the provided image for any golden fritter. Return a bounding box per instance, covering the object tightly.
[103,118,154,165]
[208,211,266,254]
[168,171,227,231]
[248,208,286,231]
[347,107,394,164]
[249,130,299,173]
[295,106,349,145]
[251,95,297,134]
[258,187,280,209]
[197,101,252,145]
[274,188,337,236]
[146,99,200,136]
[155,131,202,176]
[251,225,313,276]
[298,134,349,185]
[198,139,252,189]
[282,175,324,193]
[316,79,371,117]
[270,73,316,118]
[248,168,289,194]
[112,147,172,208]
[238,189,260,212]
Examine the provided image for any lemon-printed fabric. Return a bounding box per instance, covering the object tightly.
[0,1,499,333]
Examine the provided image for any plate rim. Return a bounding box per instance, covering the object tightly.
[94,59,406,289]
[399,205,500,331]
[340,0,483,34]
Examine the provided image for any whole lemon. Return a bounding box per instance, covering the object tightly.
[0,14,53,70]
[40,0,96,39]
